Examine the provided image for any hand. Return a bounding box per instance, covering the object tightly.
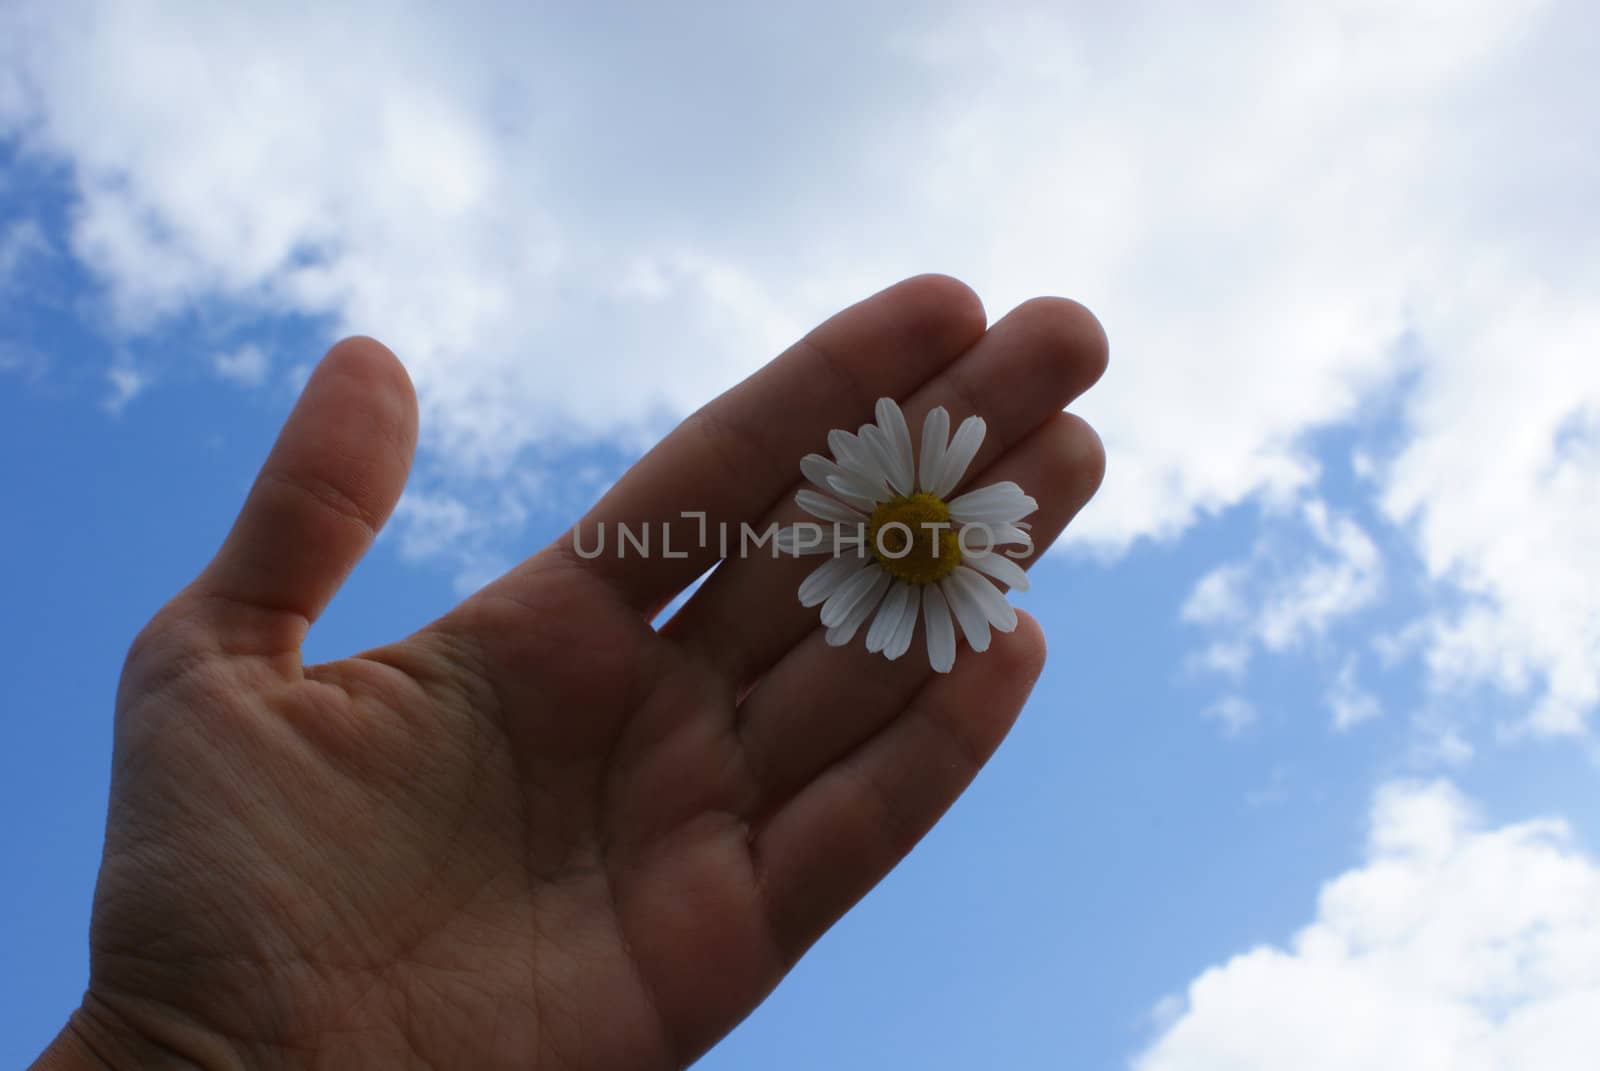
[38,276,1106,1070]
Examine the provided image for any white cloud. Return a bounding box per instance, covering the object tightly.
[2,0,1598,735]
[101,362,145,414]
[1381,291,1600,735]
[0,340,48,381]
[889,0,1600,737]
[390,481,546,595]
[1182,500,1384,691]
[1259,504,1384,651]
[1244,765,1292,808]
[0,0,836,474]
[1189,639,1252,679]
[1136,780,1600,1071]
[0,215,48,286]
[1203,695,1257,737]
[1181,564,1249,627]
[212,342,269,387]
[391,491,475,561]
[1328,655,1383,732]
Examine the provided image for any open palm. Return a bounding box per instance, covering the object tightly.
[57,276,1107,1070]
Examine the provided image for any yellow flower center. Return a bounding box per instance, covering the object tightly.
[866,493,962,585]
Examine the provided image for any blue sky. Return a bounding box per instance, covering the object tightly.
[5,2,1600,1068]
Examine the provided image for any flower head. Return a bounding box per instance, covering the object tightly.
[777,398,1037,672]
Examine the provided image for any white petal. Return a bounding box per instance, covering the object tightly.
[865,580,913,654]
[829,428,891,493]
[825,569,891,645]
[986,523,1035,550]
[827,427,860,462]
[885,590,919,660]
[940,572,992,653]
[932,415,986,497]
[800,555,867,607]
[950,565,1018,633]
[802,454,880,512]
[917,406,949,493]
[800,452,841,491]
[820,562,889,628]
[947,481,1038,525]
[921,583,957,672]
[858,423,909,498]
[875,397,916,496]
[827,470,890,506]
[796,489,866,525]
[778,524,862,556]
[964,549,1030,591]
[835,487,880,512]
[776,524,824,556]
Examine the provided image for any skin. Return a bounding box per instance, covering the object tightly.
[33,275,1107,1071]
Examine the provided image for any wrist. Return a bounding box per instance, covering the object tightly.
[31,993,240,1071]
[29,1020,114,1071]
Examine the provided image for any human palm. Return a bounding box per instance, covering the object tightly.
[48,276,1107,1070]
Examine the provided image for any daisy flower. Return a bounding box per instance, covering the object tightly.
[776,398,1037,672]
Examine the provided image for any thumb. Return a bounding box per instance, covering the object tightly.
[191,336,418,655]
